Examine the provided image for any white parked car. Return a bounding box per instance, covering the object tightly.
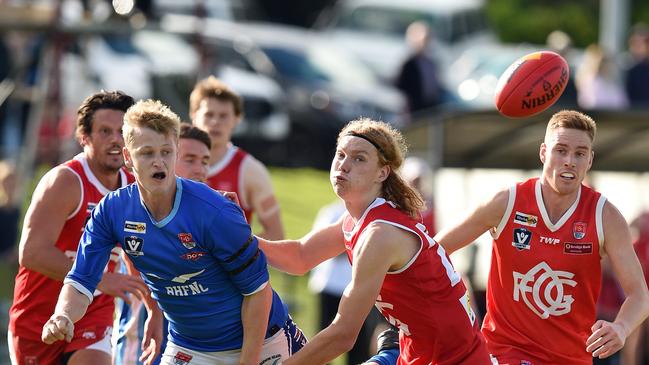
[318,0,497,82]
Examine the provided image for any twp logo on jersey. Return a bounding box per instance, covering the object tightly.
[173,351,193,365]
[124,220,146,234]
[178,233,196,249]
[375,295,411,336]
[124,236,144,256]
[540,236,560,245]
[512,228,532,250]
[513,212,538,227]
[513,261,577,319]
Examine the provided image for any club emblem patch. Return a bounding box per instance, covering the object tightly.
[178,233,196,249]
[573,222,587,239]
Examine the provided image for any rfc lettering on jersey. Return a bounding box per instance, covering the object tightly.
[124,220,146,234]
[513,261,577,319]
[124,236,144,256]
[512,227,532,250]
[513,211,538,227]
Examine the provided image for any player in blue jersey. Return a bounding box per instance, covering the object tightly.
[42,100,306,365]
[113,124,213,365]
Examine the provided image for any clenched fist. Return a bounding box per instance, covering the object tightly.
[42,313,74,344]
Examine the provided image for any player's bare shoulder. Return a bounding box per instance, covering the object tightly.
[30,165,82,215]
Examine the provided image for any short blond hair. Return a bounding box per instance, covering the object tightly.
[189,76,243,117]
[123,99,181,147]
[546,110,597,142]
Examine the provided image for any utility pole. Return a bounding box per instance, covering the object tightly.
[599,0,630,54]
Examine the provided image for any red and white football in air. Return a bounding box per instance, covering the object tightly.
[494,51,569,118]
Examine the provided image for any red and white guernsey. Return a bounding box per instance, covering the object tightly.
[9,153,133,341]
[484,178,605,365]
[205,145,253,222]
[344,198,490,365]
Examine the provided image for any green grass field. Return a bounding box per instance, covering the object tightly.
[254,167,349,364]
[252,169,336,332]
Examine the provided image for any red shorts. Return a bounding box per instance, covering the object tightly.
[9,325,111,365]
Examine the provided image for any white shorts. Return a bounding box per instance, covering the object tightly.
[161,329,292,365]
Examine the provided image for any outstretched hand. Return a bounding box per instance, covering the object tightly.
[586,320,627,359]
[97,271,149,305]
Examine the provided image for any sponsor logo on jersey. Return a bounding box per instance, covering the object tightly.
[173,351,193,365]
[513,261,577,319]
[540,236,560,245]
[573,222,587,239]
[178,233,196,249]
[260,354,282,365]
[124,220,146,234]
[171,269,205,283]
[180,251,207,261]
[24,356,38,365]
[513,211,538,227]
[124,236,144,256]
[564,242,593,255]
[512,227,532,250]
[165,281,209,297]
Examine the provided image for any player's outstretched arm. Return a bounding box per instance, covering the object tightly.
[19,167,82,279]
[283,224,407,365]
[435,187,510,255]
[256,219,345,275]
[41,284,91,344]
[240,282,273,365]
[586,202,649,359]
[243,157,284,240]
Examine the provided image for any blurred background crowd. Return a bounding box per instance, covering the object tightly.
[1,0,649,364]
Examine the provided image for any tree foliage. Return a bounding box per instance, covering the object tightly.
[486,0,648,47]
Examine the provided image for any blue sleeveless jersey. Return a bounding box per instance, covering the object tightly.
[66,177,288,351]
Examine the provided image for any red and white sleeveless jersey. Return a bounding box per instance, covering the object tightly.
[205,145,252,222]
[484,178,605,365]
[9,153,133,340]
[344,198,486,365]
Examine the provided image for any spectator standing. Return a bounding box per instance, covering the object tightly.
[395,22,445,113]
[576,44,629,110]
[625,23,649,107]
